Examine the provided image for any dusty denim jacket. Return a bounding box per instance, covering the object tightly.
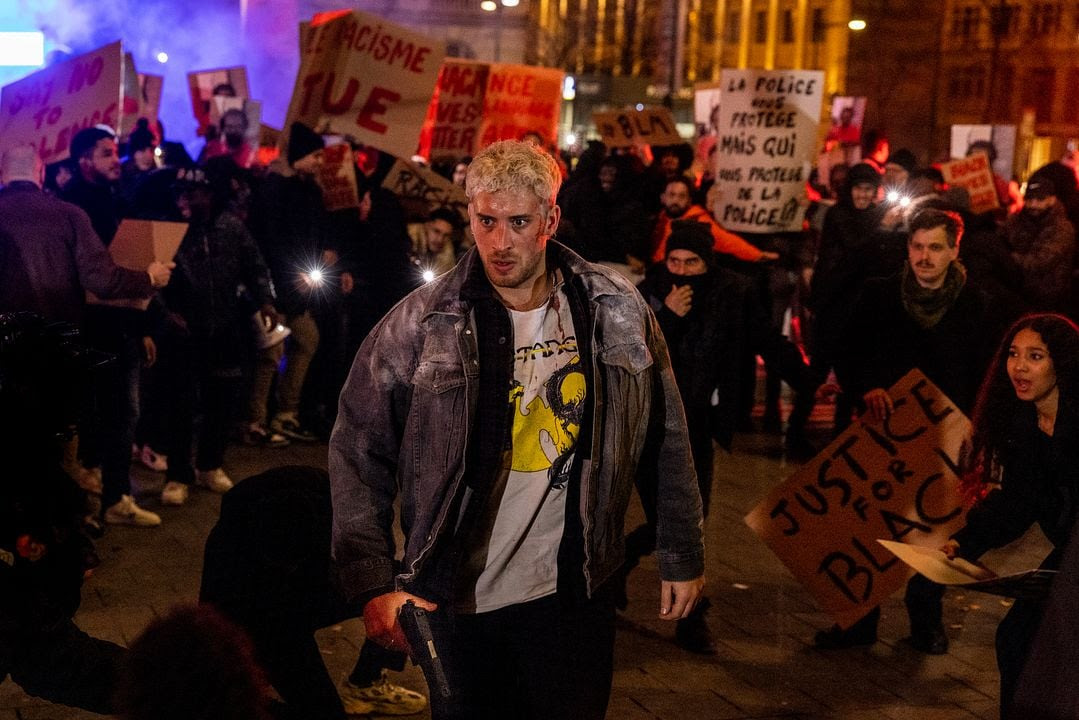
[328,241,704,605]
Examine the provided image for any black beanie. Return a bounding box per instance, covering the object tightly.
[288,122,325,166]
[886,148,917,174]
[667,220,714,266]
[847,162,882,188]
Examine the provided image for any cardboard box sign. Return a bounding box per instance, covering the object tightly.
[315,143,361,211]
[592,106,682,148]
[418,60,563,160]
[712,68,824,233]
[188,66,250,136]
[0,41,123,164]
[382,158,468,225]
[283,9,445,162]
[940,154,1001,215]
[745,369,971,629]
[86,219,187,311]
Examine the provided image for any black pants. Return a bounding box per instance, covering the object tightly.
[162,333,241,485]
[425,589,616,720]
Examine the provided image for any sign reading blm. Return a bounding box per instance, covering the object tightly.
[714,69,823,233]
[744,369,971,629]
[0,42,122,165]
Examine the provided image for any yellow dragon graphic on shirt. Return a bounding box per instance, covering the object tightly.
[508,346,586,474]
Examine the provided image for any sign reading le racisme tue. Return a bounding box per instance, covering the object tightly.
[713,69,823,233]
[744,369,971,629]
[0,41,123,165]
[284,9,445,162]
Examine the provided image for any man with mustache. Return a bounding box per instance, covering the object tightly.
[816,208,1002,654]
[330,140,704,719]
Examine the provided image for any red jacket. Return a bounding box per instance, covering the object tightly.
[651,205,763,264]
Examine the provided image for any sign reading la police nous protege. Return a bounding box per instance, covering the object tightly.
[714,69,823,233]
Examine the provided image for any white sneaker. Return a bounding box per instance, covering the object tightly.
[139,445,169,472]
[161,481,189,506]
[196,468,234,493]
[104,495,161,527]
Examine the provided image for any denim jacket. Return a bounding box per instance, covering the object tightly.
[329,241,704,605]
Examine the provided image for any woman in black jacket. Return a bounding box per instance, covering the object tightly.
[943,313,1079,718]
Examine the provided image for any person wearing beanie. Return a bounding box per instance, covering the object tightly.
[630,219,813,655]
[243,121,330,447]
[807,162,885,435]
[884,148,918,192]
[1001,176,1076,313]
[121,118,159,205]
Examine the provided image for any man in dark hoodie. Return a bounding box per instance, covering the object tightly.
[558,154,652,275]
[807,162,884,434]
[632,220,812,653]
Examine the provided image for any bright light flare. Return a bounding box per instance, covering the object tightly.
[308,268,324,285]
[848,19,867,31]
[502,0,520,6]
[886,190,900,203]
[156,51,169,64]
[899,196,911,207]
[480,0,497,10]
[422,269,436,283]
[565,132,577,146]
[0,32,45,67]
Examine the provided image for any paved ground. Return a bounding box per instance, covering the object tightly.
[1,404,1048,719]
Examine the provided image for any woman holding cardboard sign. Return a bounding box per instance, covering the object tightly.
[942,313,1079,718]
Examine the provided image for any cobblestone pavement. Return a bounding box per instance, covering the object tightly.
[2,415,1044,719]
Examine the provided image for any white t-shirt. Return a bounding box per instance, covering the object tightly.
[460,284,586,613]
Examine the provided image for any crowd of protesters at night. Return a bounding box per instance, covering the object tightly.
[5,102,1079,720]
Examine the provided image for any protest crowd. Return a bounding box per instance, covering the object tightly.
[4,13,1079,720]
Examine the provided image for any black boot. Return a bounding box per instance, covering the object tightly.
[813,607,879,649]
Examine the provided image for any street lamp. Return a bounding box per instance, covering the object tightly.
[482,0,518,61]
[811,16,868,69]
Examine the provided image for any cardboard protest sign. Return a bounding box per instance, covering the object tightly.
[283,10,445,162]
[383,158,468,224]
[592,106,682,148]
[135,72,164,135]
[713,69,824,233]
[745,369,970,629]
[879,540,1056,600]
[694,82,722,137]
[86,219,187,311]
[315,142,360,211]
[187,66,249,135]
[419,60,563,160]
[476,64,563,150]
[211,95,262,146]
[0,41,123,164]
[419,59,488,159]
[950,124,1017,181]
[118,53,141,142]
[940,154,1000,215]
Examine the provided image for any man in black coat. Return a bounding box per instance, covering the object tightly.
[819,207,1008,654]
[632,220,812,653]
